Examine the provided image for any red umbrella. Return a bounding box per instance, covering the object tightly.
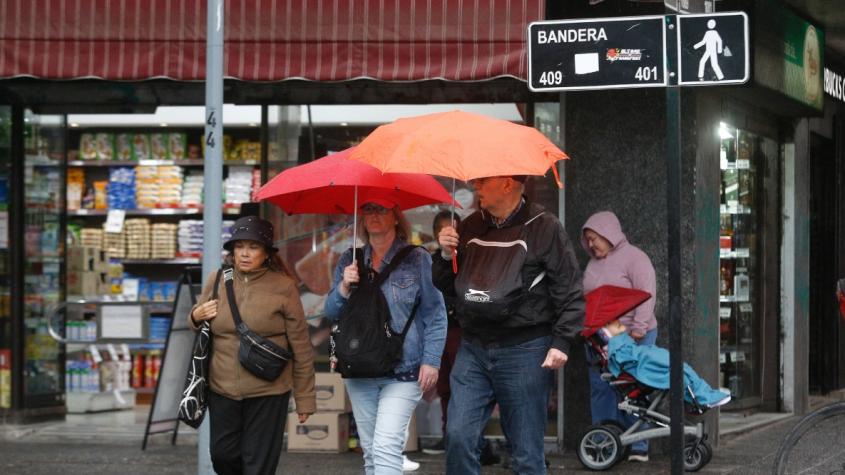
[256,147,457,250]
[581,285,652,337]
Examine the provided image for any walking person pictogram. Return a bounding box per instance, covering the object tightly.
[694,19,725,80]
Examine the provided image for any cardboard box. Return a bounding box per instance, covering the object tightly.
[405,414,418,452]
[68,246,107,272]
[67,271,105,296]
[315,372,351,412]
[0,349,10,409]
[291,372,351,413]
[287,412,349,453]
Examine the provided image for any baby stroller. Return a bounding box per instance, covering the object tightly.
[576,286,713,472]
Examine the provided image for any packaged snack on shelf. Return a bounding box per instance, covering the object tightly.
[80,228,103,249]
[243,141,261,162]
[168,133,187,161]
[115,133,133,161]
[187,144,201,159]
[79,133,97,160]
[67,168,85,210]
[93,181,108,209]
[107,166,137,210]
[132,134,151,161]
[95,133,115,160]
[150,133,168,161]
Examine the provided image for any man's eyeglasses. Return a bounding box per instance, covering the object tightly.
[361,204,391,215]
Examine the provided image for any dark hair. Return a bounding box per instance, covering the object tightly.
[433,210,461,235]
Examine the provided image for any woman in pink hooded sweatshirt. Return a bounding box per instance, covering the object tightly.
[581,210,657,462]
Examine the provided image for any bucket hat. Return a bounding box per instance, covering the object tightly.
[223,216,277,252]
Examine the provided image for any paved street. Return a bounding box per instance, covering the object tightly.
[3,411,839,475]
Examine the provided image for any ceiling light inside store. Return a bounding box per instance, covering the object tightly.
[248,122,258,127]
[70,123,79,128]
[160,123,168,127]
[718,122,734,140]
[340,122,348,127]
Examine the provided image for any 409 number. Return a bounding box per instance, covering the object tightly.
[539,70,563,86]
[635,66,658,82]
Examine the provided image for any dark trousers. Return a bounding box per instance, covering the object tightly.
[209,391,291,475]
[436,325,463,432]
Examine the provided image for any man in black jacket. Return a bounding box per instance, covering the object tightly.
[433,175,584,475]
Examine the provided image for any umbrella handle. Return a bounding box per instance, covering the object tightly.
[452,251,458,274]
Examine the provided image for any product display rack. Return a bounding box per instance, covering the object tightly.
[62,118,269,409]
[717,122,765,409]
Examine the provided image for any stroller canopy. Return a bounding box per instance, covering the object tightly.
[581,285,652,337]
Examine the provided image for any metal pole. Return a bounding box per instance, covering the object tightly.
[664,13,685,475]
[200,0,224,473]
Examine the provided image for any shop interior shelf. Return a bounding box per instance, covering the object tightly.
[67,159,266,167]
[25,154,61,165]
[68,208,202,216]
[68,159,205,167]
[120,258,200,265]
[68,205,248,216]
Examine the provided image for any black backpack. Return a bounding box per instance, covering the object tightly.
[453,211,546,323]
[330,245,419,378]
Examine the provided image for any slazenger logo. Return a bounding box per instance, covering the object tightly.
[465,289,491,303]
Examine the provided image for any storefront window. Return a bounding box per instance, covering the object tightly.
[718,122,776,408]
[0,107,11,409]
[22,110,65,404]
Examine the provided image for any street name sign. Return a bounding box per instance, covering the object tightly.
[528,12,750,91]
[678,12,749,85]
[528,16,667,91]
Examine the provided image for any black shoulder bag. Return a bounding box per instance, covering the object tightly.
[223,267,293,382]
[330,245,420,378]
[178,269,222,429]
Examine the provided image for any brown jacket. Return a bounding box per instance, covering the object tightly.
[189,267,316,414]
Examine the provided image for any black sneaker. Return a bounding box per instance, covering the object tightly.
[422,438,446,455]
[480,441,501,466]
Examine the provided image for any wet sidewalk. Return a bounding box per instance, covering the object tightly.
[0,405,826,474]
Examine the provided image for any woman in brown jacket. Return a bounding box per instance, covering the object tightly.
[190,216,316,475]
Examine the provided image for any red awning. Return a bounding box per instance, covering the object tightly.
[0,0,543,82]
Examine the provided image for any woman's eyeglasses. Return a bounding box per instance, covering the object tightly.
[361,204,390,215]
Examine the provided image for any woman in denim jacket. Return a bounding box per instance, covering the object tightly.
[325,197,447,475]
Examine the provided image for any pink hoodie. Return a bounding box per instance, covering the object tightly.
[581,211,657,335]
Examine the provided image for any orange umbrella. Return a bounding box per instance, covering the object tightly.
[349,110,568,187]
[350,110,569,272]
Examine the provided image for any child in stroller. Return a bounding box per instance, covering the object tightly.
[577,285,730,472]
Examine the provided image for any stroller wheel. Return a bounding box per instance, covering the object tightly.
[578,425,623,471]
[599,421,631,459]
[683,439,712,472]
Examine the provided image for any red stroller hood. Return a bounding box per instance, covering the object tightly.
[581,285,652,337]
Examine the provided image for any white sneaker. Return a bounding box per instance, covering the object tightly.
[402,455,420,472]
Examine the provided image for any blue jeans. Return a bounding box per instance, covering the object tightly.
[344,378,422,475]
[446,336,553,475]
[587,328,658,453]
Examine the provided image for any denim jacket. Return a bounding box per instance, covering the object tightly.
[324,239,447,374]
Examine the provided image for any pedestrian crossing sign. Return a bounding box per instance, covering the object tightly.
[678,12,749,85]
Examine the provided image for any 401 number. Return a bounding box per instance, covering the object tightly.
[539,70,563,86]
[635,66,658,82]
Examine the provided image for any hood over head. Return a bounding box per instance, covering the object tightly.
[581,211,627,257]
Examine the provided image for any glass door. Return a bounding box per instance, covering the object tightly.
[22,110,65,407]
[0,106,11,409]
[718,122,778,409]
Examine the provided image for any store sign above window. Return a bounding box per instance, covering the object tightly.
[528,12,749,92]
[825,67,845,103]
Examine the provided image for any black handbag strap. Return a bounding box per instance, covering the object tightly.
[222,266,248,334]
[374,245,418,286]
[376,245,420,338]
